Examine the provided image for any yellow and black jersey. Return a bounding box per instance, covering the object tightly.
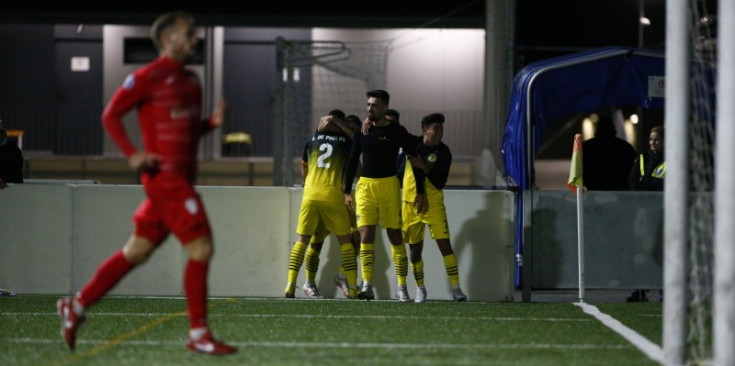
[302,131,352,202]
[398,139,452,203]
[343,122,425,194]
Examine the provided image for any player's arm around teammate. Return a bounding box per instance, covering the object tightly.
[284,110,360,299]
[400,113,467,303]
[342,89,427,301]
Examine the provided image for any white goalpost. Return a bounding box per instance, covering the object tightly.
[663,0,689,363]
[713,0,735,365]
[664,0,733,365]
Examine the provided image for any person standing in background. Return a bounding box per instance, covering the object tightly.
[629,125,665,191]
[0,119,24,188]
[626,125,665,302]
[582,115,637,191]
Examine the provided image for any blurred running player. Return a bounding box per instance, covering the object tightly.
[56,11,237,355]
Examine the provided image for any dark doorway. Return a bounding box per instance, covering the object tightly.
[54,40,103,155]
[223,42,277,157]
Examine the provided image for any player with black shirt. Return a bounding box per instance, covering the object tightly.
[342,89,426,302]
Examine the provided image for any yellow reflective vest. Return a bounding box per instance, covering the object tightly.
[639,154,666,178]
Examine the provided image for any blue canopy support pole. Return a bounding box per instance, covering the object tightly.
[520,190,532,302]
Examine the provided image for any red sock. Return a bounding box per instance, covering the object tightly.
[185,259,209,329]
[77,250,133,308]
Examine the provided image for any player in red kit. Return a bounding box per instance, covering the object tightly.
[56,11,237,355]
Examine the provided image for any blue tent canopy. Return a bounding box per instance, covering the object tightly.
[501,46,666,189]
[499,46,668,288]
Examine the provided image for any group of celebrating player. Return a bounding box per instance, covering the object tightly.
[284,89,467,305]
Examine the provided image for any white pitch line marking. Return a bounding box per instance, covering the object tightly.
[7,337,629,350]
[575,302,664,364]
[0,312,590,322]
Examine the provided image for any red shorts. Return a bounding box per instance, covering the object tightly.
[133,180,211,245]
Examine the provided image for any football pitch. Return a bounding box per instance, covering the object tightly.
[1,295,662,365]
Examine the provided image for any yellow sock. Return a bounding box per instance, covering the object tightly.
[359,243,374,284]
[410,259,425,287]
[339,243,358,278]
[391,244,408,286]
[443,253,460,286]
[304,246,321,284]
[286,241,306,293]
[340,242,358,288]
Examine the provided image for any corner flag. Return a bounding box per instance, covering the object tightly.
[567,133,583,193]
[568,132,586,302]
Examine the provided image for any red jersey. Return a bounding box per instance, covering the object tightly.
[102,56,212,185]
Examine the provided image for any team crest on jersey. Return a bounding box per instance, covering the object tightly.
[170,107,197,120]
[185,197,199,215]
[122,74,135,90]
[427,154,437,163]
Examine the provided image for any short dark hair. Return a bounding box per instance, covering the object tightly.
[386,109,400,123]
[345,114,361,129]
[366,89,390,104]
[328,109,346,121]
[595,115,616,137]
[151,11,193,51]
[420,113,445,128]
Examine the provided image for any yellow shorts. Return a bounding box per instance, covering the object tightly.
[401,199,450,244]
[355,176,401,229]
[296,199,351,238]
[311,221,329,243]
[311,207,355,243]
[349,209,358,233]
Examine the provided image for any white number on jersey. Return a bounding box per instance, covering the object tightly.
[316,143,333,168]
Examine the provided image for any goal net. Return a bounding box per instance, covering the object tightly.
[273,37,390,186]
[686,1,716,360]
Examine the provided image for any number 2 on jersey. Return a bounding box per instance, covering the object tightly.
[316,143,333,168]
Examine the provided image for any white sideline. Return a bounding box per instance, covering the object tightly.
[575,302,663,364]
[7,337,629,350]
[1,312,590,322]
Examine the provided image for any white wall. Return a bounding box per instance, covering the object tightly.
[0,184,516,302]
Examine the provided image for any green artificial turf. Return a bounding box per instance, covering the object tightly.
[1,295,663,366]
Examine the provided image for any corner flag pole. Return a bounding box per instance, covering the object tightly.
[567,134,585,303]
